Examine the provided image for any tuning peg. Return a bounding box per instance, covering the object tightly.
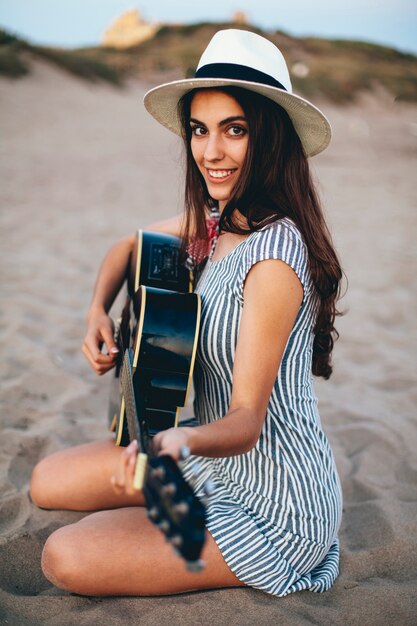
[151,466,166,480]
[157,520,170,533]
[173,501,189,516]
[170,535,183,548]
[147,506,159,520]
[161,482,176,496]
[186,559,206,573]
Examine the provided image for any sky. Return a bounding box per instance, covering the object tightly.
[0,0,416,54]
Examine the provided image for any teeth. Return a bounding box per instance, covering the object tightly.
[208,169,234,179]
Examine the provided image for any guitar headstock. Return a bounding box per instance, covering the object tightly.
[143,455,206,571]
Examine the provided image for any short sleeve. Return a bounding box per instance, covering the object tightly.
[239,219,312,299]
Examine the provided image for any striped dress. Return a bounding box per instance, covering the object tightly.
[181,217,342,597]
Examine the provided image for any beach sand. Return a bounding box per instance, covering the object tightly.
[0,60,416,625]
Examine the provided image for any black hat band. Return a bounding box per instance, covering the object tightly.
[194,63,287,91]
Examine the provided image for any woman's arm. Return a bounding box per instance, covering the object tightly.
[82,213,185,374]
[153,258,304,459]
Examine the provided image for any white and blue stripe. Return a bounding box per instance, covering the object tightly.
[181,218,342,596]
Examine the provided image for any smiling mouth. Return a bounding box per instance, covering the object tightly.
[206,168,236,180]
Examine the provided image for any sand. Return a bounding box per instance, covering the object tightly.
[0,59,416,625]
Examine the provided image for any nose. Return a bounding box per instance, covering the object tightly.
[203,133,224,162]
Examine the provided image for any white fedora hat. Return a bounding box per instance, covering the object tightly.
[144,29,331,157]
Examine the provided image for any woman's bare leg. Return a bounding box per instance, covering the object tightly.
[30,439,145,511]
[41,507,244,596]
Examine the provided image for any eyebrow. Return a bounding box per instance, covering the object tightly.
[190,116,247,127]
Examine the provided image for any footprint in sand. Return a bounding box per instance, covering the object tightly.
[0,494,31,535]
[7,436,48,491]
[0,527,56,595]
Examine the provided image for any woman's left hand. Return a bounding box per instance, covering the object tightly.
[152,427,191,462]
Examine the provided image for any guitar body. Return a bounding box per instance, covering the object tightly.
[115,285,200,445]
[132,286,200,430]
[108,230,194,445]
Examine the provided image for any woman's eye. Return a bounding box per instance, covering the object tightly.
[228,126,246,137]
[191,126,206,136]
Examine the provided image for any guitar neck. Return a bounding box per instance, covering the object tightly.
[120,348,150,455]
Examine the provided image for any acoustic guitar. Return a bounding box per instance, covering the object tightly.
[108,230,207,569]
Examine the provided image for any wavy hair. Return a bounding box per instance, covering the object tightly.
[178,87,343,379]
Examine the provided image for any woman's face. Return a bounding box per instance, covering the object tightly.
[189,90,249,212]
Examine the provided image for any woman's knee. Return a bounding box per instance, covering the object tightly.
[30,457,55,509]
[41,525,83,592]
[41,523,93,594]
[31,445,80,509]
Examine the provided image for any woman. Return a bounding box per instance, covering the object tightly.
[31,29,343,597]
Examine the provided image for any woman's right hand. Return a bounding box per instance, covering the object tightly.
[81,217,185,376]
[82,307,119,375]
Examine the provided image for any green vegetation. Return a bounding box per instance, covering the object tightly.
[0,29,29,77]
[0,28,120,84]
[36,46,121,84]
[286,35,417,102]
[1,23,416,103]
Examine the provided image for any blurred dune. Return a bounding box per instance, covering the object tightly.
[0,52,416,625]
[1,22,417,104]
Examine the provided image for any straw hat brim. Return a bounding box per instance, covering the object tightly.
[144,78,331,157]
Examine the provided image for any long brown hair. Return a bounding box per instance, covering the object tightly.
[179,87,343,379]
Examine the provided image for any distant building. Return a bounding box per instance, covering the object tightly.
[232,11,248,24]
[102,9,158,49]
